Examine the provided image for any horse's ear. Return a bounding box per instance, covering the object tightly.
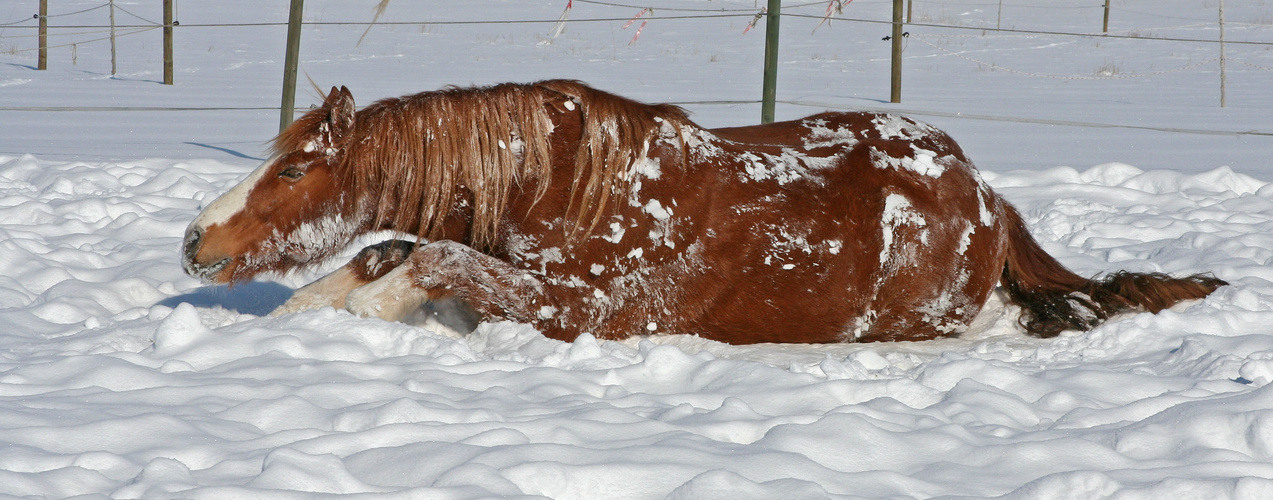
[322,86,356,146]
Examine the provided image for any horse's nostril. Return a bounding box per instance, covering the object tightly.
[182,227,205,269]
[185,228,202,255]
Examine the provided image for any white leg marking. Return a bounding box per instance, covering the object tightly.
[344,264,432,323]
[269,267,365,316]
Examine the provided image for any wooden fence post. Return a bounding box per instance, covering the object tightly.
[163,0,174,84]
[760,0,781,124]
[37,0,47,70]
[280,0,305,131]
[1219,0,1226,107]
[110,0,117,76]
[1103,1,1111,33]
[890,0,903,103]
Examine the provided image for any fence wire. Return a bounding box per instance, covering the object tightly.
[3,1,1271,47]
[2,0,1269,135]
[912,36,1224,81]
[3,99,1267,138]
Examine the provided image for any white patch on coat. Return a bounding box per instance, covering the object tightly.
[848,309,877,341]
[739,149,837,185]
[537,247,566,275]
[870,146,948,179]
[686,129,727,159]
[643,199,672,221]
[879,193,927,265]
[903,147,945,178]
[629,155,662,180]
[976,188,995,227]
[506,233,543,270]
[602,221,627,244]
[956,222,976,255]
[624,141,660,208]
[801,119,861,150]
[872,114,937,141]
[916,269,973,335]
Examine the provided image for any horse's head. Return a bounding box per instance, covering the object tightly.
[182,86,366,284]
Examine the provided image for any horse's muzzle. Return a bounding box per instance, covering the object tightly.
[182,226,231,282]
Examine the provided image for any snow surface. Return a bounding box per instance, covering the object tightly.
[2,0,1273,498]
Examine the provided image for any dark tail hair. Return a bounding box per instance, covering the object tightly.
[998,202,1226,338]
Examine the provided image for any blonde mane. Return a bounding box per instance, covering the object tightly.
[540,80,692,241]
[275,80,691,250]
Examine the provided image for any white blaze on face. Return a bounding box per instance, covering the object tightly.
[191,155,276,229]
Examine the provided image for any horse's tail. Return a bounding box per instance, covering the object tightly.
[998,200,1226,337]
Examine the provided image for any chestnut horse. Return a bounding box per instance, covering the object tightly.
[181,80,1224,343]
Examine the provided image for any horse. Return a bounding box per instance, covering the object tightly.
[181,80,1225,343]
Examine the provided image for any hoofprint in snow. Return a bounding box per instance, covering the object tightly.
[4,153,1273,498]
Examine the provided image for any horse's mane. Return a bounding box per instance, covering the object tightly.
[274,80,692,250]
[542,80,692,242]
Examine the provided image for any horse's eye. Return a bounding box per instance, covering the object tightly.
[278,168,305,181]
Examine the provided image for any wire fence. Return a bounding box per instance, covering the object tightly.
[5,0,1271,44]
[4,101,1268,138]
[2,0,1271,133]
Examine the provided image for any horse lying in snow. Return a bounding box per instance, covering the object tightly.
[181,80,1225,343]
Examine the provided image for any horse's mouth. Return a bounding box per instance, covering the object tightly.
[185,257,233,284]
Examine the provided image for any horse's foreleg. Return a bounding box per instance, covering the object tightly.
[269,240,417,316]
[344,240,549,327]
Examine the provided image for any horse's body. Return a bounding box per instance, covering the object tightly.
[182,80,1224,343]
